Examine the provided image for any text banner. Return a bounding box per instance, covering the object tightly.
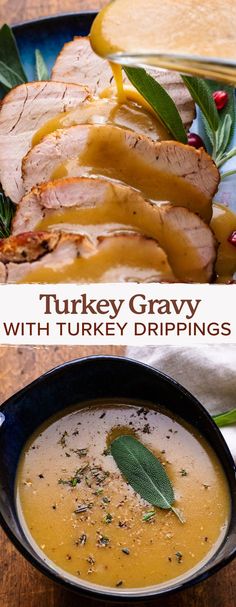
[0,284,235,345]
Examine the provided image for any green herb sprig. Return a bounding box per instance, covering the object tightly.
[124,66,187,143]
[0,191,15,238]
[111,435,184,523]
[182,75,236,176]
[0,24,27,90]
[0,25,49,93]
[35,49,49,81]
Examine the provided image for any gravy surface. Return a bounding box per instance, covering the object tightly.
[20,235,175,284]
[50,126,211,221]
[32,97,168,148]
[16,402,229,590]
[35,196,236,282]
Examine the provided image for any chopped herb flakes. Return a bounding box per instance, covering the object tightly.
[94,488,103,496]
[104,513,113,524]
[122,547,130,555]
[74,503,93,514]
[102,496,111,504]
[78,534,87,545]
[97,533,110,547]
[73,448,88,457]
[58,464,91,488]
[103,447,111,456]
[180,469,188,477]
[58,431,68,447]
[175,551,183,563]
[142,511,156,522]
[142,423,151,434]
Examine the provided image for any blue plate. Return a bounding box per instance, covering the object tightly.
[13,12,96,81]
[9,13,235,208]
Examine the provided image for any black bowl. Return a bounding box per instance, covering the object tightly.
[0,355,235,601]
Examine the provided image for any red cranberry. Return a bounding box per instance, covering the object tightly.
[213,90,228,111]
[228,231,236,247]
[187,133,205,150]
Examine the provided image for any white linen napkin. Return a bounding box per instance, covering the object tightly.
[126,345,236,460]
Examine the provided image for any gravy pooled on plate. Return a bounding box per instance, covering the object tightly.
[16,402,230,590]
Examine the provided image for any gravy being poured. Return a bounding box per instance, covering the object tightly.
[90,0,236,83]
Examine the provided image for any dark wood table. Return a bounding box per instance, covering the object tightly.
[0,1,235,605]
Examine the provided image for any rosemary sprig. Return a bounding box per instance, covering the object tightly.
[0,191,15,238]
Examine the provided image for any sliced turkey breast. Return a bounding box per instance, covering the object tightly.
[0,81,89,203]
[32,96,171,145]
[13,177,216,283]
[22,124,219,222]
[51,36,195,131]
[0,230,176,283]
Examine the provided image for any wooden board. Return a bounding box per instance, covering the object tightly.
[0,1,235,605]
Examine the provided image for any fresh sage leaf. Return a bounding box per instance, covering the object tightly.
[35,49,49,81]
[207,82,235,149]
[124,66,187,144]
[198,80,235,166]
[111,435,183,522]
[213,408,236,428]
[0,24,27,86]
[0,190,15,238]
[0,60,25,89]
[217,146,236,169]
[181,75,219,133]
[215,114,232,164]
[221,169,236,180]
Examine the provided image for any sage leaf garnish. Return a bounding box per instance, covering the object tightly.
[111,435,183,522]
[213,408,236,428]
[142,510,156,522]
[124,66,187,144]
[182,75,236,170]
[0,60,25,89]
[181,75,219,133]
[0,191,15,238]
[0,24,27,90]
[205,81,235,160]
[213,113,233,162]
[35,49,49,81]
[221,169,236,180]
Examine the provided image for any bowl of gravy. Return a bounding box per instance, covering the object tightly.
[0,356,235,600]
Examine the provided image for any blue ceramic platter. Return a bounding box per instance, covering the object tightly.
[13,12,96,81]
[9,13,235,209]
